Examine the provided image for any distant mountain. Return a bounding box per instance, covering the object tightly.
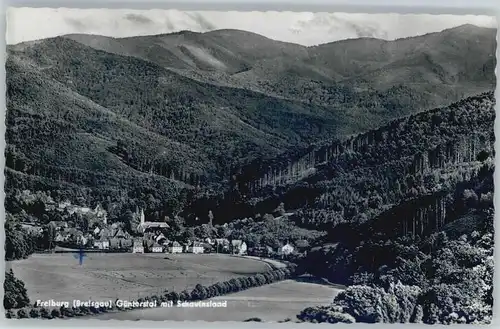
[5,24,496,216]
[64,24,496,128]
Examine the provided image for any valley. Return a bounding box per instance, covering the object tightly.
[4,22,496,324]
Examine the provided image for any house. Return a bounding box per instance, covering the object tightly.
[295,240,310,253]
[114,228,127,239]
[49,221,68,231]
[132,240,144,253]
[99,227,111,240]
[215,238,230,253]
[281,243,295,257]
[108,237,121,250]
[77,234,88,247]
[202,243,213,253]
[102,240,110,249]
[55,232,65,243]
[155,233,167,244]
[231,240,247,255]
[188,242,204,254]
[93,238,110,250]
[151,243,163,253]
[266,246,274,254]
[168,241,183,254]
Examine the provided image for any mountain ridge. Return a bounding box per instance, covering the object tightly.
[5,24,496,221]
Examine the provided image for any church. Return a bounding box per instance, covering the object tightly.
[135,208,170,234]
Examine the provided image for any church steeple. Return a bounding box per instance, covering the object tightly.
[140,208,145,225]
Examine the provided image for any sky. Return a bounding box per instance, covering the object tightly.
[6,7,497,46]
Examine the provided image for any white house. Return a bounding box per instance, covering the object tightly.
[168,241,183,254]
[151,243,163,253]
[239,241,247,255]
[281,243,294,256]
[231,240,247,255]
[132,241,144,253]
[188,242,204,254]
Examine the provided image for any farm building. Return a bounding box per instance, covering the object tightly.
[151,243,163,253]
[168,241,183,253]
[187,242,204,254]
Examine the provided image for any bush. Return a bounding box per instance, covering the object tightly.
[297,305,355,323]
[179,290,190,301]
[166,291,179,302]
[17,309,28,319]
[29,308,40,318]
[244,317,262,322]
[4,269,31,309]
[330,283,422,323]
[40,307,51,319]
[5,309,15,319]
[51,309,61,318]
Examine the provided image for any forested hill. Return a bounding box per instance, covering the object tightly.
[5,24,496,221]
[193,91,495,224]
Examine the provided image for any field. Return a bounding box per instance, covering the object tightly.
[6,253,272,303]
[95,279,343,322]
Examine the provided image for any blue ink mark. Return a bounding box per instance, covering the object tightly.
[73,247,87,265]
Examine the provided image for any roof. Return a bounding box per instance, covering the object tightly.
[232,240,242,246]
[140,222,170,228]
[152,243,162,248]
[115,229,126,237]
[192,242,204,247]
[171,241,181,247]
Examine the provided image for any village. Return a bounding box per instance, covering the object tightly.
[17,191,304,259]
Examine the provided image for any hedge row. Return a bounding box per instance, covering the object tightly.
[6,264,297,319]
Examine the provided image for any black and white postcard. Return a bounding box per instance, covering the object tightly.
[4,7,496,324]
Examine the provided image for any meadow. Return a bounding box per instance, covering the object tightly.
[94,279,342,322]
[6,253,272,303]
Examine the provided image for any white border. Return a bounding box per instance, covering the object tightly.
[0,1,499,328]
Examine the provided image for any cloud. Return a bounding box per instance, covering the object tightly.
[6,8,497,46]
